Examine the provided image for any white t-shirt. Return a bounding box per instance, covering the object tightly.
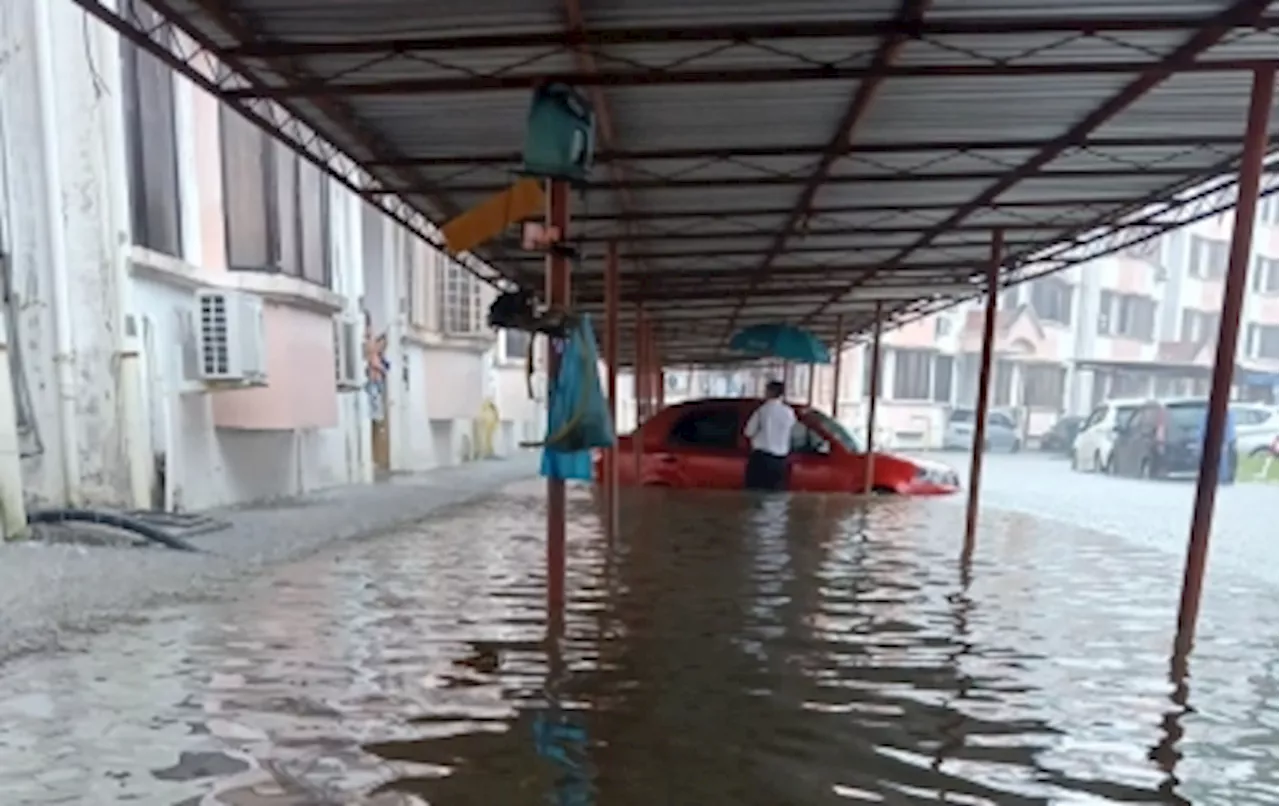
[744,399,796,458]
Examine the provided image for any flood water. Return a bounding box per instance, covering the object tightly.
[0,480,1276,805]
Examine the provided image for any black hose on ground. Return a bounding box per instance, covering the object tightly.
[27,509,201,552]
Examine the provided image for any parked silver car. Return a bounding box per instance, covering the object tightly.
[1231,402,1279,457]
[942,408,1022,453]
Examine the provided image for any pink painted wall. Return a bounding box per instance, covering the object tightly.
[212,303,340,430]
[1198,278,1224,309]
[885,318,934,348]
[1108,338,1143,361]
[1112,259,1148,294]
[1258,294,1279,324]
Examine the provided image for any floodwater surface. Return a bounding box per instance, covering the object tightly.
[0,481,1275,805]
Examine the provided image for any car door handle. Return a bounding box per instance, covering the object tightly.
[656,454,678,465]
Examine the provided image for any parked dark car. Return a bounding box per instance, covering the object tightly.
[1040,415,1082,454]
[1110,398,1237,483]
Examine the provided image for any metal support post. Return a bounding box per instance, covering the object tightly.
[603,242,620,538]
[831,315,845,417]
[962,229,1004,562]
[545,180,570,617]
[864,303,883,497]
[1175,65,1276,655]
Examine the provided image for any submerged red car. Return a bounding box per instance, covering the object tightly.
[597,398,960,496]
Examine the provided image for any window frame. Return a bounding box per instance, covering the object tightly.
[1188,235,1228,280]
[1029,277,1074,326]
[1248,322,1280,360]
[666,407,744,453]
[889,348,934,401]
[219,107,332,285]
[789,420,831,456]
[120,0,183,257]
[502,329,531,363]
[1252,255,1279,295]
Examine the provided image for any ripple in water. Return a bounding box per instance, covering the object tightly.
[0,481,1274,804]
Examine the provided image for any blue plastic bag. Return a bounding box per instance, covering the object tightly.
[541,316,615,481]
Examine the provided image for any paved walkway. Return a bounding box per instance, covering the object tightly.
[0,454,540,662]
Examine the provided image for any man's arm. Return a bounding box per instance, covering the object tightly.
[744,408,760,438]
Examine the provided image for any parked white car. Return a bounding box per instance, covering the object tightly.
[1071,397,1147,472]
[1231,403,1279,456]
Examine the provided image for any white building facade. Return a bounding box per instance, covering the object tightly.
[813,199,1279,450]
[0,0,550,515]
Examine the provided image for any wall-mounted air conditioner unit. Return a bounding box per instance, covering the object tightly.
[194,289,267,387]
[334,314,363,391]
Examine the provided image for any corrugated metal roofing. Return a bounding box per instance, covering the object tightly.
[74,0,1280,362]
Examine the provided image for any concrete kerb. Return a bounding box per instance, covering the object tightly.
[0,454,541,664]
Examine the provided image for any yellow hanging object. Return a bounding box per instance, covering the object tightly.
[476,398,499,458]
[440,177,546,255]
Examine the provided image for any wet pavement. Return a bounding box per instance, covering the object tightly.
[914,451,1280,586]
[0,457,1276,805]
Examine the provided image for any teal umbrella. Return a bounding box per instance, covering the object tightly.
[729,323,832,364]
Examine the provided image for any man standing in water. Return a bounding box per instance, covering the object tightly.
[743,380,796,491]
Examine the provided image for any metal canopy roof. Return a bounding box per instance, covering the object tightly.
[76,0,1279,364]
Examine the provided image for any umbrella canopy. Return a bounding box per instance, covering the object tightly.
[729,324,832,365]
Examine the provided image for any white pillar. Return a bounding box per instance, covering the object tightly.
[33,0,82,505]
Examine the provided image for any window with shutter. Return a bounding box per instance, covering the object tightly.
[121,0,183,257]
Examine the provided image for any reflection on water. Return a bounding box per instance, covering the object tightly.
[0,482,1275,805]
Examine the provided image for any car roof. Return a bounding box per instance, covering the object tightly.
[655,398,830,427]
[1102,397,1149,408]
[666,397,805,410]
[1229,401,1273,411]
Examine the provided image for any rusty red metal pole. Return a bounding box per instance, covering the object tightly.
[603,241,620,537]
[1175,65,1276,656]
[653,333,665,410]
[864,304,883,497]
[545,180,571,616]
[962,229,1004,562]
[831,315,845,417]
[638,308,650,421]
[633,304,645,479]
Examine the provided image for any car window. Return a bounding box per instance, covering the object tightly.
[1114,405,1139,428]
[1231,406,1269,425]
[790,422,829,455]
[1082,406,1105,429]
[667,408,742,450]
[1167,402,1209,430]
[988,412,1015,429]
[806,409,862,453]
[949,410,975,424]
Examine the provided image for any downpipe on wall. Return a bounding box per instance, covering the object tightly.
[33,0,82,506]
[119,316,152,508]
[96,19,152,511]
[0,308,29,540]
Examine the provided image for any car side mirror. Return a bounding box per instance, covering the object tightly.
[817,441,832,455]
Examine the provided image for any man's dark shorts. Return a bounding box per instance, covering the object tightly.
[744,450,788,491]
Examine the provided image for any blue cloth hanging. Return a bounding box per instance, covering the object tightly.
[541,315,615,481]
